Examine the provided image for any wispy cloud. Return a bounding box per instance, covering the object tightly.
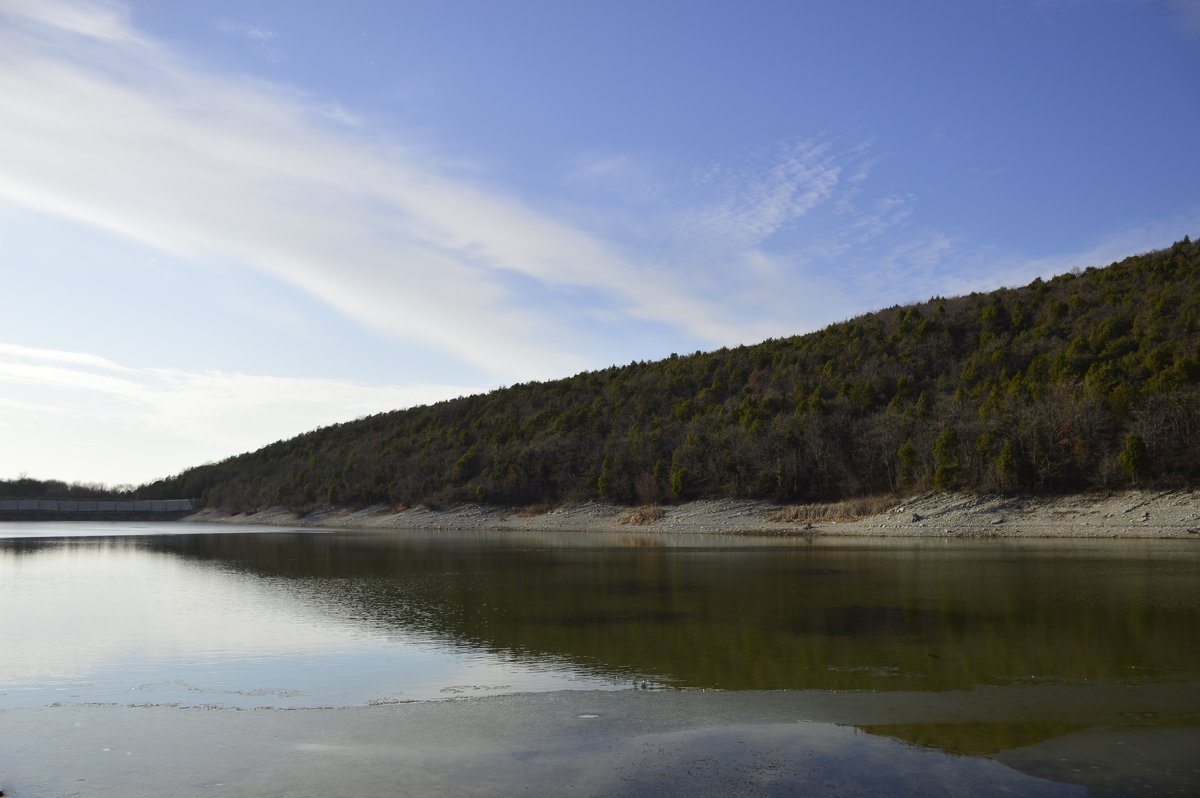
[816,212,1200,314]
[216,20,278,43]
[0,342,133,373]
[0,343,481,484]
[565,153,662,204]
[682,141,843,255]
[2,0,1191,390]
[600,140,926,342]
[215,18,283,62]
[316,103,363,128]
[0,1,748,379]
[0,0,134,42]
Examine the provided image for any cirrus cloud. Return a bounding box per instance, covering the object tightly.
[0,0,769,383]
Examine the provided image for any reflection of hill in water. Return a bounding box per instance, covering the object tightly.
[0,537,63,555]
[138,531,1200,697]
[861,721,1091,757]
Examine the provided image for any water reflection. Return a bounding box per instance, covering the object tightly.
[3,527,1198,795]
[5,530,1199,702]
[136,530,1200,693]
[0,533,641,709]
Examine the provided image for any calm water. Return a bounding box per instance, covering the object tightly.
[2,521,1198,795]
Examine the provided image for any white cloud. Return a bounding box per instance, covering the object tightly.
[0,0,134,42]
[0,344,481,484]
[15,0,1152,384]
[815,212,1200,314]
[0,342,133,373]
[216,20,278,43]
[608,140,922,343]
[565,153,662,204]
[679,141,842,256]
[0,1,751,381]
[316,103,363,128]
[215,18,284,63]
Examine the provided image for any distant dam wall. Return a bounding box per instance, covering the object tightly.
[0,498,199,521]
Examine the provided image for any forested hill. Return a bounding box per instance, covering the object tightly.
[143,238,1200,511]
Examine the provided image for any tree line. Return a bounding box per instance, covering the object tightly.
[0,477,135,501]
[125,236,1200,511]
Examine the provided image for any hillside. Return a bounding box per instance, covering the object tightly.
[141,238,1200,512]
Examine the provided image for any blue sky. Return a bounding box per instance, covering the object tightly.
[1,0,1198,485]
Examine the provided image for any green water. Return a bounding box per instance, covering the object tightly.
[2,523,1198,795]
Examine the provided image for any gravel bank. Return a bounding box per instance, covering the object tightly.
[185,489,1200,539]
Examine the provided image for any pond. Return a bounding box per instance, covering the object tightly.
[2,521,1198,796]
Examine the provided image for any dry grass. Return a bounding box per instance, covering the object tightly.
[770,495,897,524]
[619,504,666,525]
[513,501,556,518]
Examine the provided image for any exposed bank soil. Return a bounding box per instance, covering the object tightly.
[185,489,1200,539]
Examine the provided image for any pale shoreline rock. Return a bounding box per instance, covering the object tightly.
[184,489,1200,539]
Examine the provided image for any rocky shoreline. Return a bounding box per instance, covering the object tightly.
[184,489,1200,539]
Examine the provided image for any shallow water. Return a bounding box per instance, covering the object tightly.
[2,522,1198,795]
